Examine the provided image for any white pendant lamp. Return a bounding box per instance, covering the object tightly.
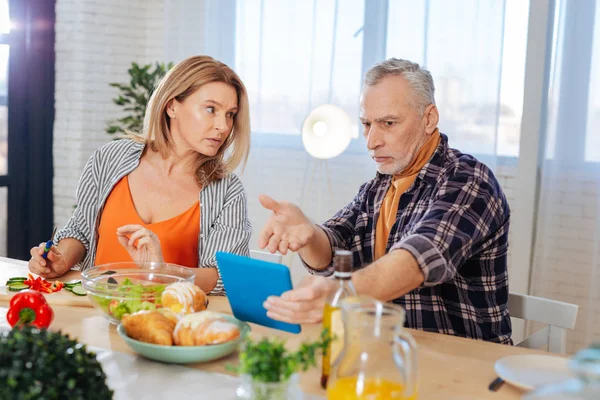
[301,104,353,159]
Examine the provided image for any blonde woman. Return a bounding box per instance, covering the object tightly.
[28,55,251,295]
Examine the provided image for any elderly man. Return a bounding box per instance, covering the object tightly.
[259,58,512,344]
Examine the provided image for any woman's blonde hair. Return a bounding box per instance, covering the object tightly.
[137,55,251,186]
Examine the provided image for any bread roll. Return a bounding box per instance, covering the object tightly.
[121,310,176,346]
[173,311,241,346]
[161,282,208,314]
[157,307,181,325]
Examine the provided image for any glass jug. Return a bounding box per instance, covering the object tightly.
[326,296,418,400]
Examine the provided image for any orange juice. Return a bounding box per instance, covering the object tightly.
[327,376,416,400]
[321,303,344,387]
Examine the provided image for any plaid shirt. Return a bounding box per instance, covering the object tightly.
[304,134,512,345]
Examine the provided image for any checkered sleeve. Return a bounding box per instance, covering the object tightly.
[301,183,368,276]
[391,173,507,287]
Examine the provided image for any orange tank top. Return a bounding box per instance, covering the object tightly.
[95,176,200,269]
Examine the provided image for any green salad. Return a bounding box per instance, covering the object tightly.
[91,278,166,320]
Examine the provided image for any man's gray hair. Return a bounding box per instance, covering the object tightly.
[364,58,436,115]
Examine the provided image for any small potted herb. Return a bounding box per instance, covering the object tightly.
[229,329,331,400]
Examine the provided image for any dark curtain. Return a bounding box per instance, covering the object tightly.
[7,0,55,259]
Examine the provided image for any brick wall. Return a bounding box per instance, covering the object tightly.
[53,0,165,228]
[530,164,600,353]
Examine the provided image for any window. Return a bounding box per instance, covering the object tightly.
[545,0,597,163]
[585,1,600,162]
[498,0,530,157]
[235,0,364,138]
[0,0,8,34]
[386,0,529,157]
[234,0,530,159]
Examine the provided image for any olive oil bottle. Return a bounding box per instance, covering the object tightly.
[321,250,356,389]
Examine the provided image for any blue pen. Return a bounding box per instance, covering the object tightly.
[41,227,57,260]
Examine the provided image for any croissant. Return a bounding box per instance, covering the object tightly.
[157,307,181,325]
[121,310,176,346]
[161,282,208,314]
[173,312,241,346]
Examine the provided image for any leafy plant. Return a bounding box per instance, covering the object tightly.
[228,329,332,400]
[229,328,332,383]
[0,326,113,399]
[106,61,173,136]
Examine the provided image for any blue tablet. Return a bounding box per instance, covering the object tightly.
[215,252,302,334]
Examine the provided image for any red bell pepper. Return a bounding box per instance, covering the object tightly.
[22,273,63,293]
[6,290,54,329]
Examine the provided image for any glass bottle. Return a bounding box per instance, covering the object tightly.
[321,250,357,389]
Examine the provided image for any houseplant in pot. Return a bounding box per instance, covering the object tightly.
[106,61,173,136]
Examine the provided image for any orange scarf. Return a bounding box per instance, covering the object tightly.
[373,130,441,260]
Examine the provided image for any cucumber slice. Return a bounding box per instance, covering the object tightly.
[67,285,87,296]
[7,283,29,291]
[7,277,26,284]
[7,281,28,287]
[64,281,82,289]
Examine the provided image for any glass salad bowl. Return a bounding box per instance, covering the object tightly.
[81,262,196,325]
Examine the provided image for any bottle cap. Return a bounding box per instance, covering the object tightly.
[333,250,352,274]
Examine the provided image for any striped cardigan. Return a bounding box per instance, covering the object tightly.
[54,139,251,295]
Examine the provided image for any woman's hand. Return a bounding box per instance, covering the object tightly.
[28,244,70,278]
[117,225,164,264]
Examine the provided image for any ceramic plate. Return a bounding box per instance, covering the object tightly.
[494,354,573,391]
[117,313,250,364]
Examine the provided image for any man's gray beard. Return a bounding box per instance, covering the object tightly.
[376,159,410,175]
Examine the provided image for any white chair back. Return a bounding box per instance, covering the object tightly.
[508,292,578,354]
[249,249,283,264]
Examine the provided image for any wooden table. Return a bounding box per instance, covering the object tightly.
[0,257,547,399]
